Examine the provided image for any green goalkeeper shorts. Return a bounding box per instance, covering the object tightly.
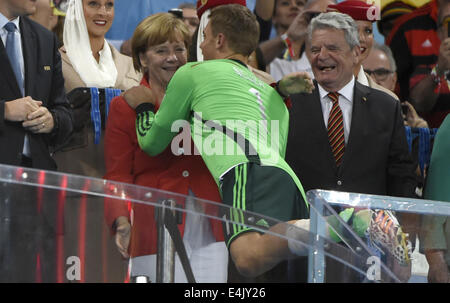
[220,162,309,248]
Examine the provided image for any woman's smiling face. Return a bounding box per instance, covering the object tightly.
[82,0,115,39]
[356,20,374,64]
[140,37,188,88]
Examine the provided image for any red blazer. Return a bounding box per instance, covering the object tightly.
[104,77,222,257]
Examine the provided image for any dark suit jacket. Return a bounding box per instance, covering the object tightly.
[0,17,73,170]
[286,81,417,198]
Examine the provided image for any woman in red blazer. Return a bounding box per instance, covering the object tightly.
[103,13,224,281]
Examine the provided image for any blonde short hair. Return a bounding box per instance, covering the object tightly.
[131,13,191,72]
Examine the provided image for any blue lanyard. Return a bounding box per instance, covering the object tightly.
[404,126,412,153]
[419,127,431,175]
[90,87,102,145]
[404,126,441,176]
[104,88,121,124]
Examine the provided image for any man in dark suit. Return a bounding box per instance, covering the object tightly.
[0,0,72,170]
[285,11,418,282]
[0,0,73,282]
[286,12,417,199]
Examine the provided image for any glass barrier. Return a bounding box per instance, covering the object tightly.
[308,189,450,283]
[0,164,382,283]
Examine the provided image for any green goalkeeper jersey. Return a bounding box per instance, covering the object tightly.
[136,59,306,202]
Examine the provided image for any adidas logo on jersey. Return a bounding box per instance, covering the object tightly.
[421,39,433,48]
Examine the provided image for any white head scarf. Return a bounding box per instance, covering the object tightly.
[63,0,118,88]
[196,9,211,62]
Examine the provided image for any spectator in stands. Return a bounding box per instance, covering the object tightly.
[266,0,335,81]
[377,0,429,38]
[363,42,398,92]
[53,0,141,178]
[363,42,429,128]
[272,0,306,35]
[104,12,226,283]
[328,0,399,100]
[50,1,141,281]
[255,0,336,80]
[120,2,200,57]
[30,0,66,46]
[386,0,449,129]
[246,0,304,47]
[29,0,58,31]
[178,2,199,37]
[51,1,67,47]
[60,0,140,93]
[253,0,276,41]
[247,0,276,69]
[406,0,450,128]
[52,15,64,47]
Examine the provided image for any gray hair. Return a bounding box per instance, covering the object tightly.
[372,42,397,72]
[307,12,360,49]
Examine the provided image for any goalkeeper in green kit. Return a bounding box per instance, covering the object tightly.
[125,4,315,279]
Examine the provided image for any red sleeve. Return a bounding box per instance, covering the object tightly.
[269,82,292,109]
[103,96,137,232]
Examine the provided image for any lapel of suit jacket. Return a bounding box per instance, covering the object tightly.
[0,30,22,96]
[20,17,37,97]
[341,81,371,170]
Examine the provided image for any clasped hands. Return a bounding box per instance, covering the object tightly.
[5,96,54,133]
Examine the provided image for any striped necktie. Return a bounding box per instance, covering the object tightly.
[327,92,345,166]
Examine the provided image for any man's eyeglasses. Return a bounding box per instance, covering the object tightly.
[365,68,394,81]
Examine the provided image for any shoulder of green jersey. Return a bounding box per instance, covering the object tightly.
[189,62,206,68]
[230,65,265,88]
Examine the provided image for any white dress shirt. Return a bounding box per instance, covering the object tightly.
[317,77,355,144]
